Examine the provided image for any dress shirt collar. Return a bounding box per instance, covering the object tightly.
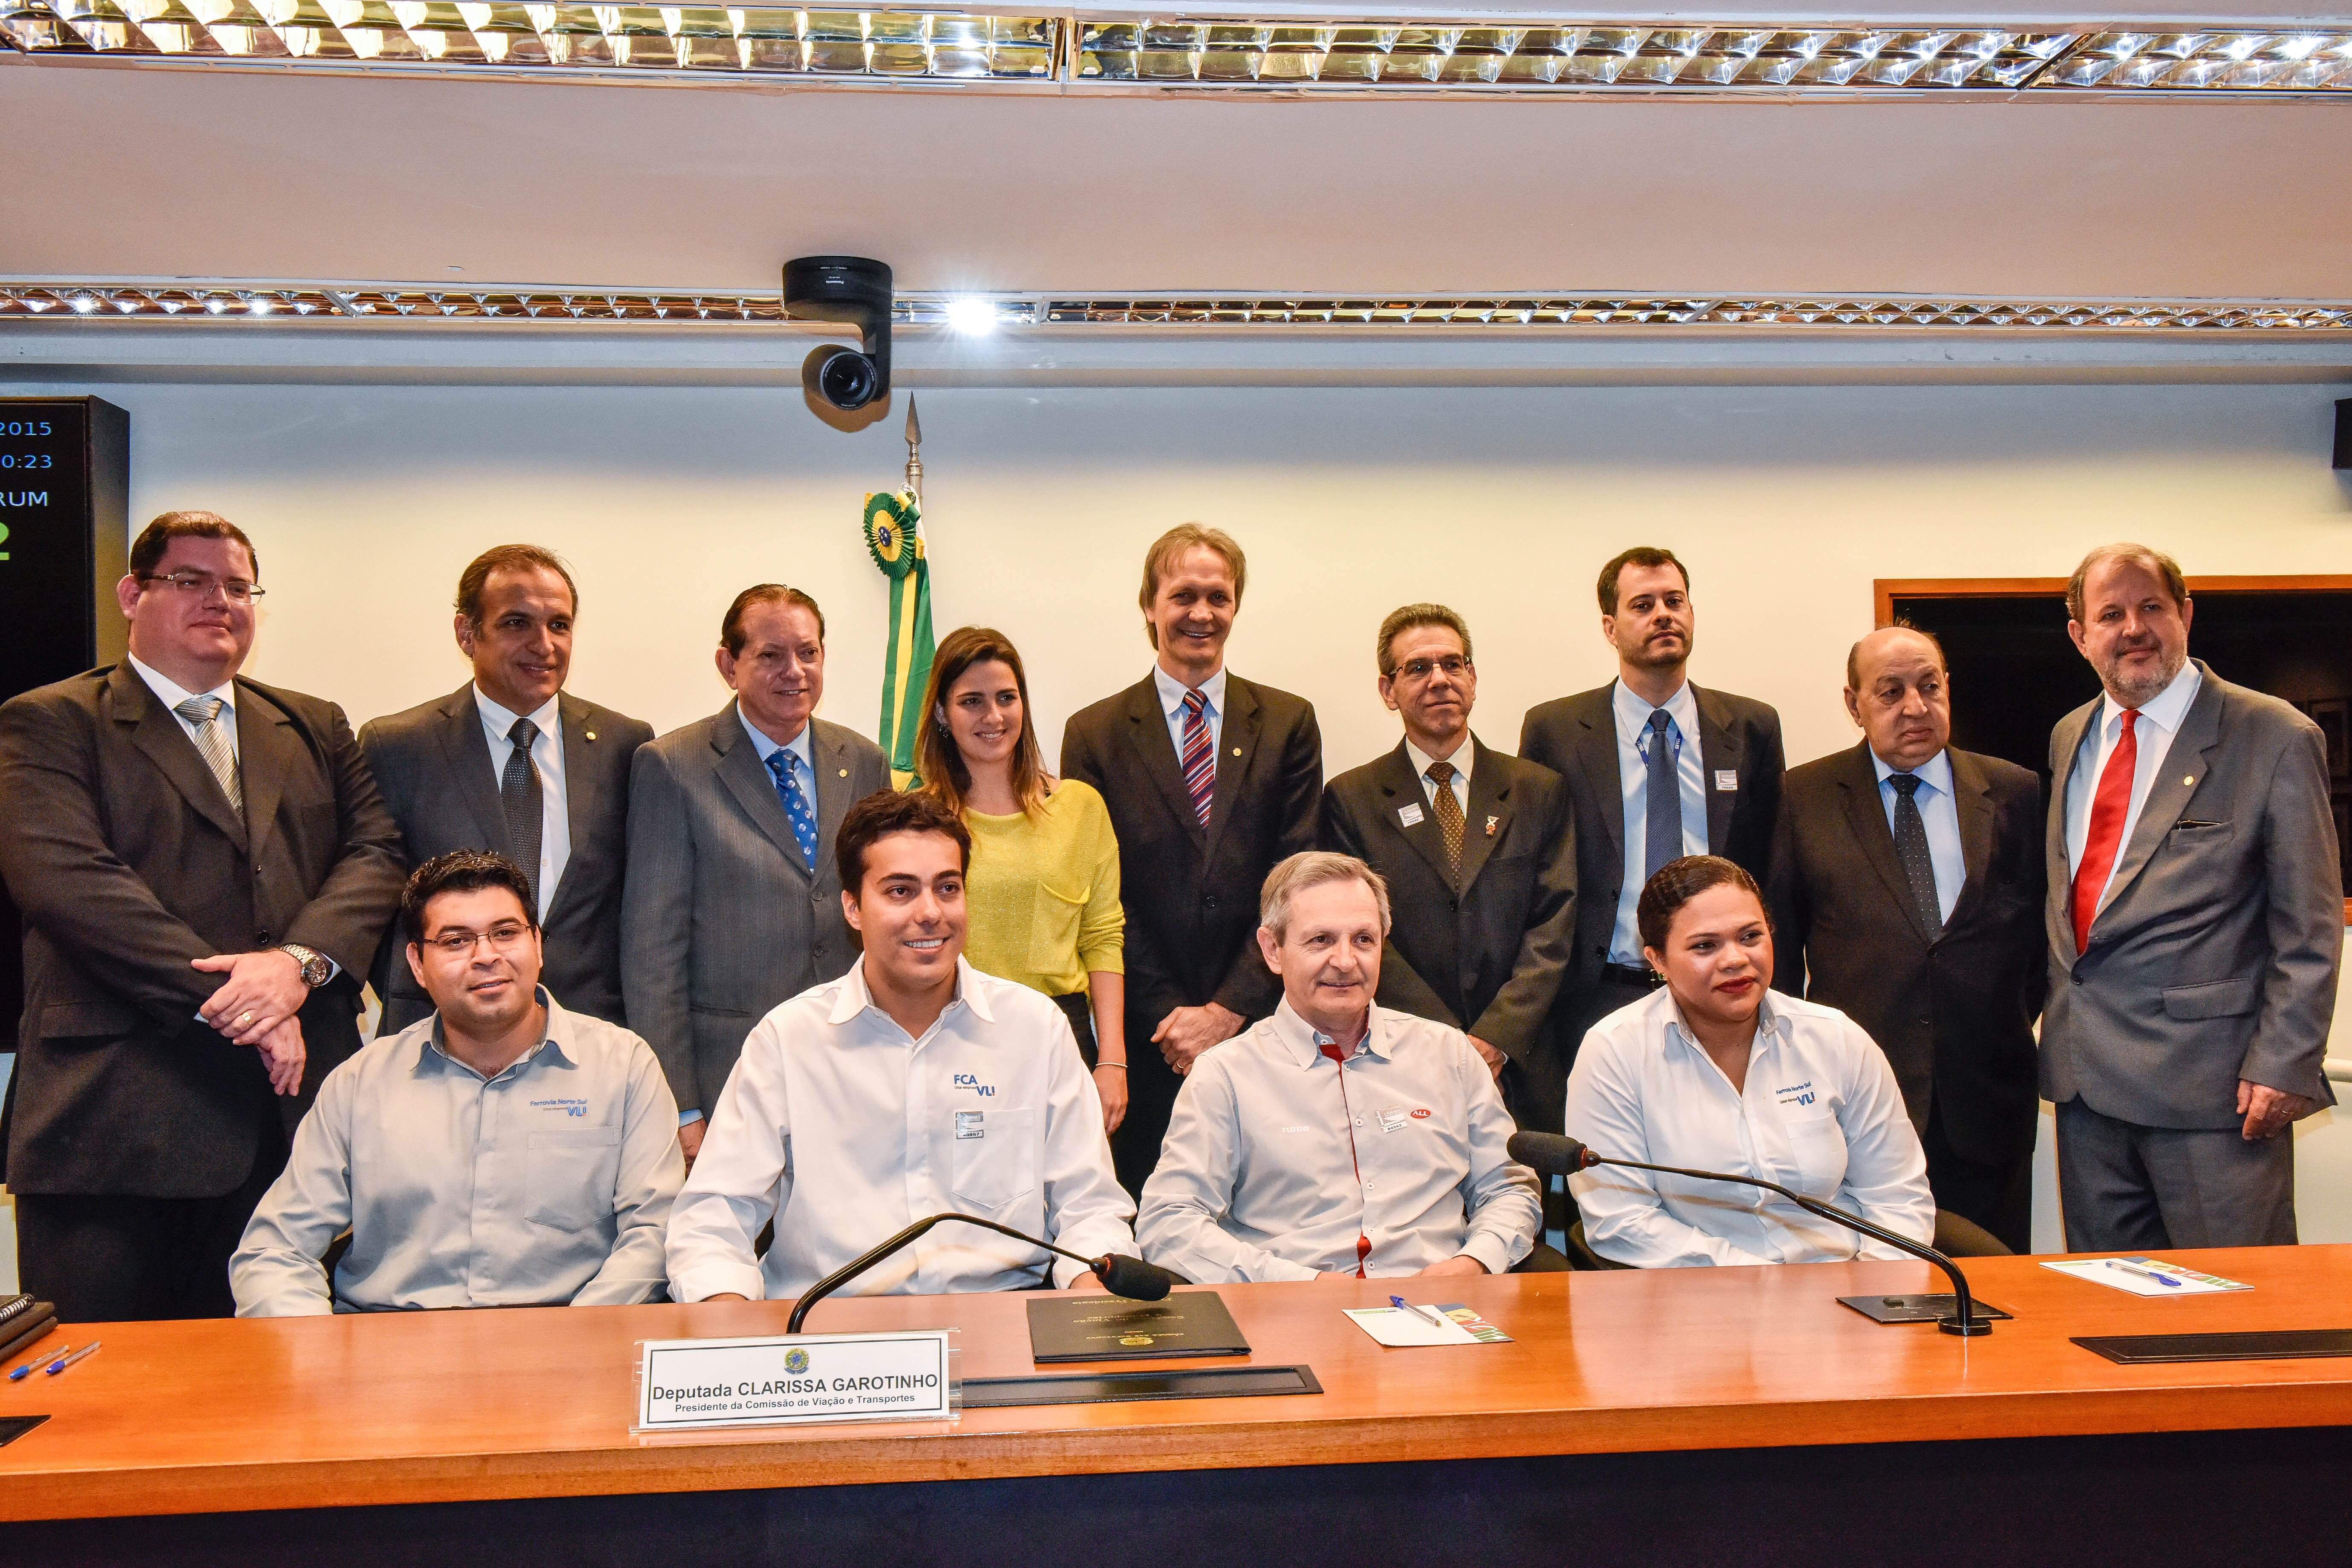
[128,652,236,715]
[1661,989,1785,1064]
[1153,661,1227,722]
[1404,732,1474,788]
[826,954,995,1031]
[1610,675,1696,745]
[2094,658,2201,739]
[418,986,575,1081]
[1869,746,1954,797]
[738,705,815,772]
[1267,997,1392,1067]
[475,685,561,744]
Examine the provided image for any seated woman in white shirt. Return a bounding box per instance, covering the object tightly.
[1563,855,1933,1267]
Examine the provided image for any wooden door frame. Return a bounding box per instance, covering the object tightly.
[1876,575,2352,922]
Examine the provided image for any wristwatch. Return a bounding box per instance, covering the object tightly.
[279,943,331,989]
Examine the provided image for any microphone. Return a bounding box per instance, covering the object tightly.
[1509,1132,1991,1337]
[785,1212,1175,1335]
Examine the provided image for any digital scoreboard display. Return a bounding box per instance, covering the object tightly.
[0,397,129,1052]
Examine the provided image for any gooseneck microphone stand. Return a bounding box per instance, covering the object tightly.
[1510,1133,1991,1336]
[786,1212,1173,1335]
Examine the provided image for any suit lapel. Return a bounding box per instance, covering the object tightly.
[2045,698,2097,962]
[1204,677,1261,861]
[1375,741,1456,888]
[1572,698,1624,868]
[712,702,810,878]
[2093,666,2225,934]
[111,664,248,851]
[1455,736,1513,892]
[1834,742,1931,944]
[433,686,513,861]
[1947,747,1997,924]
[547,693,600,914]
[233,681,296,865]
[1123,677,1207,847]
[1692,683,1738,853]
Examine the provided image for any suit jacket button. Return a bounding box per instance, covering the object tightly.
[1203,895,1219,910]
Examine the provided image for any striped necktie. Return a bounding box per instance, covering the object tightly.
[1179,689,1214,827]
[174,695,243,815]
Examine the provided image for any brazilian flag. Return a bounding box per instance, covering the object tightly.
[864,490,934,790]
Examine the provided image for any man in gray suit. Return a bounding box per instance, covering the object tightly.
[360,544,652,1033]
[2045,542,2342,1250]
[623,585,889,1161]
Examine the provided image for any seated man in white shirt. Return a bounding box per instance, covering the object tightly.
[231,851,683,1314]
[664,790,1135,1303]
[1136,851,1540,1283]
[1565,855,1934,1267]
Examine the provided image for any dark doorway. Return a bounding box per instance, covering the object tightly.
[1878,577,2352,904]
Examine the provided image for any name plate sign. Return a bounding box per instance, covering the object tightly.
[635,1330,956,1432]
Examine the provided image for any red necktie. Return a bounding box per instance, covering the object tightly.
[2070,709,2139,955]
[1320,1041,1373,1278]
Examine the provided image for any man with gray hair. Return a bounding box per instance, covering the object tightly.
[1135,850,1540,1283]
[2044,542,2341,1250]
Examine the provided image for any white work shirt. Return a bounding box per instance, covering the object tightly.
[230,992,683,1315]
[1153,662,1226,760]
[1564,986,1932,1267]
[1871,747,1964,926]
[1609,678,1708,964]
[475,686,569,923]
[1404,734,1473,819]
[2064,660,2204,910]
[664,957,1135,1303]
[1136,1001,1541,1283]
[130,653,238,764]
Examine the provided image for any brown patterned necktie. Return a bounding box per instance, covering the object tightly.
[1426,759,1464,887]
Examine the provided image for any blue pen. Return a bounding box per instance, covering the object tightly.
[9,1343,69,1381]
[43,1341,100,1376]
[2109,1259,2184,1288]
[1389,1295,1449,1329]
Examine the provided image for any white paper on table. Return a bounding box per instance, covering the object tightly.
[1343,1306,1481,1346]
[2041,1256,2251,1297]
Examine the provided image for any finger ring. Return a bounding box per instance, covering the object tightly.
[238,1011,254,1024]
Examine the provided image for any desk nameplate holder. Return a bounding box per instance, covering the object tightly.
[633,1330,957,1435]
[962,1364,1323,1408]
[1839,1294,2015,1326]
[2074,1328,2352,1365]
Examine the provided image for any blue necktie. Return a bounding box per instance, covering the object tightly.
[1644,709,1681,883]
[765,749,820,868]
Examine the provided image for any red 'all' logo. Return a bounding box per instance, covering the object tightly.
[1409,1108,1430,1119]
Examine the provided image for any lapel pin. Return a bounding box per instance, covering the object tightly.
[584,729,596,741]
[839,768,849,778]
[1484,815,1499,837]
[1231,747,1242,757]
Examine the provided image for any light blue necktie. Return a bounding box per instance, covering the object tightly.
[1643,709,1681,883]
[764,749,820,868]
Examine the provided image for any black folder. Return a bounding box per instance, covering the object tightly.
[1026,1290,1250,1362]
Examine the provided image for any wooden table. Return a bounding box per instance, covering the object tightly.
[6,1248,2352,1566]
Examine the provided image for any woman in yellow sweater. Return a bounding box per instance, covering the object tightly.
[914,626,1128,1132]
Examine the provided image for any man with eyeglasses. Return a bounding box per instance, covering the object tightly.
[1318,605,1579,1133]
[0,510,405,1321]
[231,850,681,1314]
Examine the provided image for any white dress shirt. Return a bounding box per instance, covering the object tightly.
[738,706,816,778]
[2064,660,2204,910]
[1871,747,1964,925]
[475,686,569,923]
[1404,734,1473,818]
[129,652,238,763]
[230,992,683,1315]
[1136,1001,1541,1283]
[1564,986,1933,1267]
[1153,662,1227,759]
[1609,678,1708,964]
[664,957,1136,1303]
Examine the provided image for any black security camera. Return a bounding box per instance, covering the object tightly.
[784,256,891,412]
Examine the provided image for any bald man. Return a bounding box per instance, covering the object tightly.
[1765,626,2046,1251]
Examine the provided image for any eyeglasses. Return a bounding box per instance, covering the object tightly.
[421,922,533,957]
[137,571,266,605]
[1394,656,1471,681]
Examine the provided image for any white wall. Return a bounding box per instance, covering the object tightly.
[5,374,2351,1255]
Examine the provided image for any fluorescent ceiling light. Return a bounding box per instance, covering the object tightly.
[6,285,2352,333]
[942,296,1001,335]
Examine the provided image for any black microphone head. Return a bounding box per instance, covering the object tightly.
[1506,1131,1592,1178]
[1095,1254,1176,1301]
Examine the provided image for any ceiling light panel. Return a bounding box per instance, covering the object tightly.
[2037,29,2352,90]
[0,3,1058,77]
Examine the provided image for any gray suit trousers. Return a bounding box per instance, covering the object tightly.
[2055,1096,2295,1251]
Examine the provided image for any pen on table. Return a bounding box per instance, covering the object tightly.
[2106,1260,2185,1288]
[44,1342,101,1376]
[9,1344,69,1382]
[1389,1296,1450,1330]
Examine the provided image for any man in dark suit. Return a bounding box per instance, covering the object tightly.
[360,544,652,1033]
[622,585,889,1162]
[1519,546,1784,1057]
[1061,524,1322,1196]
[0,511,405,1320]
[2044,544,2340,1250]
[1320,604,1579,1133]
[1767,625,2046,1251]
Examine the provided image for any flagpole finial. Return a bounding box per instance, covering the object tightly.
[903,395,923,504]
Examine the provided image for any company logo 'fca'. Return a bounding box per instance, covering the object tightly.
[953,1073,994,1096]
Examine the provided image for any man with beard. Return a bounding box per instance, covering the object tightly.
[2043,543,2340,1250]
[1519,547,1784,1058]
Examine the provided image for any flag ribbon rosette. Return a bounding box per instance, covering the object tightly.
[864,489,935,788]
